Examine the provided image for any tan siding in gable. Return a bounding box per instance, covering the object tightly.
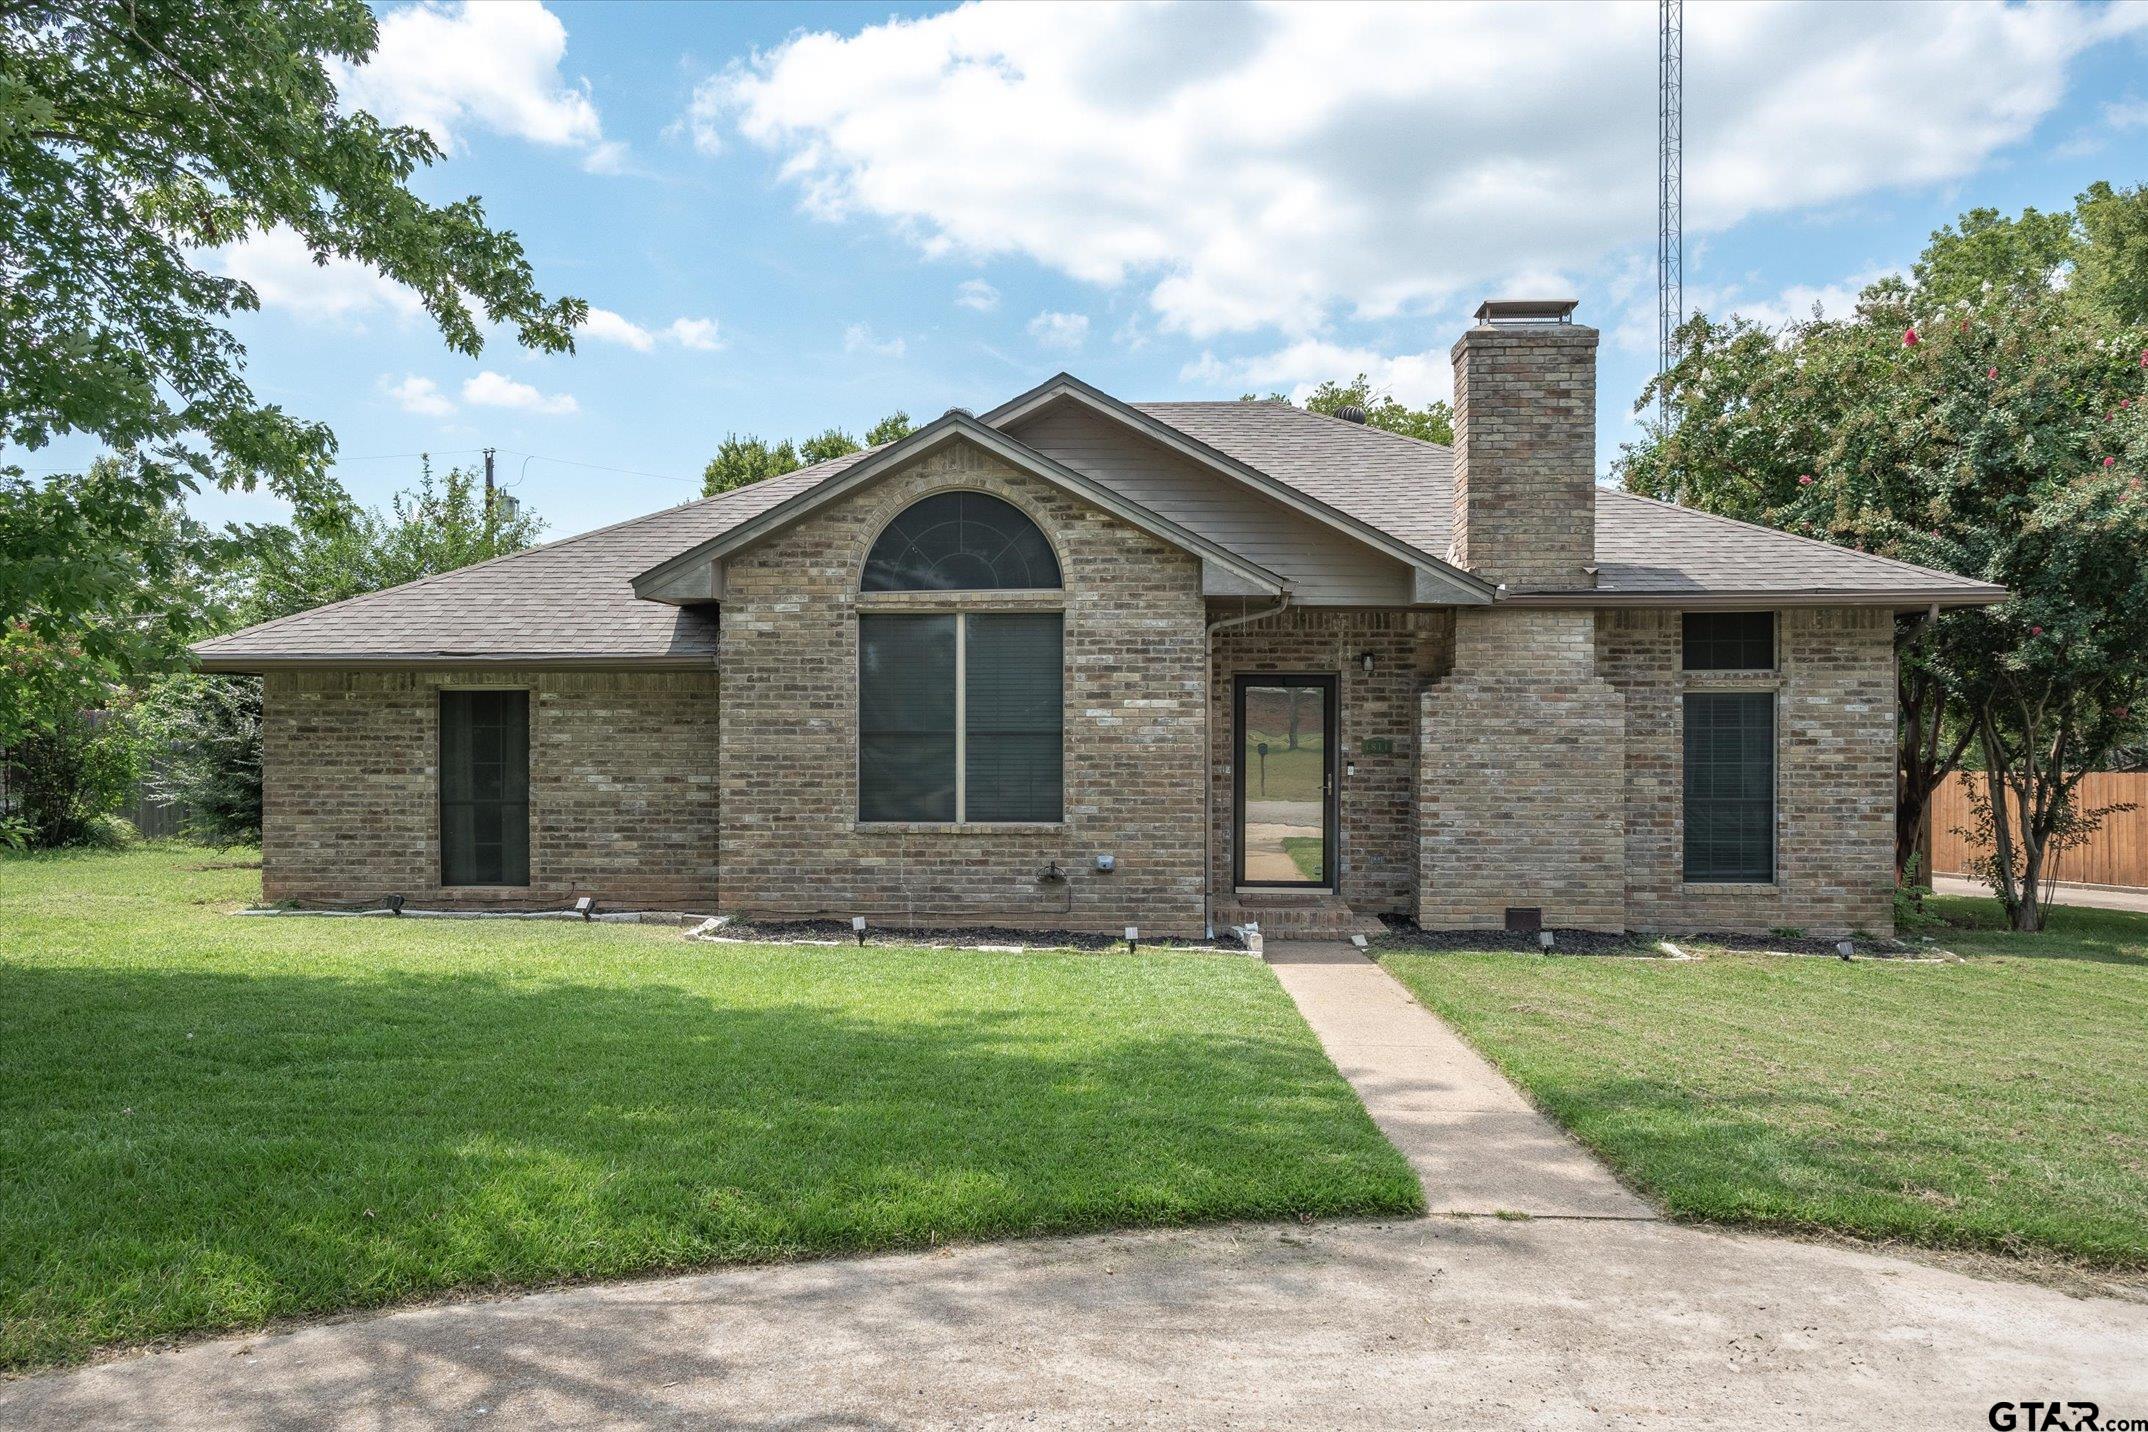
[1011,404,1415,605]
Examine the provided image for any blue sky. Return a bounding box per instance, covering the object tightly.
[89,1,2148,540]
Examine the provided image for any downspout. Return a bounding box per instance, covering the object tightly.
[1203,591,1292,939]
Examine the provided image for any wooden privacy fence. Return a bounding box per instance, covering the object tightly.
[1930,771,2148,890]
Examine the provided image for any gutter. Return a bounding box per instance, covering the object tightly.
[1492,589,2008,610]
[190,653,719,673]
[1201,592,1293,939]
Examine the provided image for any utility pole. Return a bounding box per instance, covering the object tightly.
[482,447,496,514]
[1658,0,1684,429]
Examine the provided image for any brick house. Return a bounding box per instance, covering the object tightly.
[193,301,2003,938]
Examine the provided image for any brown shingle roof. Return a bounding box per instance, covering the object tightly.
[1138,401,2005,603]
[193,394,2001,668]
[191,449,876,667]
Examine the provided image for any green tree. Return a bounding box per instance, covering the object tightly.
[0,460,239,745]
[1,0,582,660]
[701,434,800,497]
[239,461,546,624]
[1240,377,1454,445]
[1619,187,2148,929]
[2076,180,2148,325]
[866,411,915,445]
[799,427,861,465]
[700,412,914,497]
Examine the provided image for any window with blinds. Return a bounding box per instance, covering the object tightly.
[1683,691,1775,883]
[1682,611,1776,671]
[440,689,530,886]
[858,612,1063,823]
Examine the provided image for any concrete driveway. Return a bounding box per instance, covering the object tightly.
[7,943,2143,1428]
[1934,874,2148,914]
[6,1216,2144,1430]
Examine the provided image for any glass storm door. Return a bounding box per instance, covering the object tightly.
[1233,675,1338,889]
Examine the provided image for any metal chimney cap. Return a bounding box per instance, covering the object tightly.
[1475,299,1579,325]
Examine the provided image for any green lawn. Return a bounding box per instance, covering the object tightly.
[0,846,1420,1370]
[1379,897,2148,1271]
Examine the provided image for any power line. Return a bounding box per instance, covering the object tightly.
[492,450,700,486]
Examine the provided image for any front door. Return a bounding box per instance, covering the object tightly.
[1233,674,1338,890]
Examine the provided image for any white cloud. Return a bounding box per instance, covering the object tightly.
[2104,96,2148,131]
[216,226,423,325]
[338,1,620,169]
[580,306,655,351]
[704,1,2144,340]
[1184,340,1452,408]
[843,323,906,358]
[383,374,457,417]
[462,370,579,415]
[579,309,724,352]
[1026,310,1089,350]
[955,279,1001,312]
[665,317,723,351]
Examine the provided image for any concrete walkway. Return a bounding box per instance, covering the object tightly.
[1264,941,1654,1219]
[1934,874,2148,914]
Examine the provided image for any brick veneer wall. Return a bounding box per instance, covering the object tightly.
[1449,321,1599,591]
[1209,606,1452,913]
[260,668,719,908]
[716,437,1211,935]
[1598,607,1897,936]
[1416,608,1628,930]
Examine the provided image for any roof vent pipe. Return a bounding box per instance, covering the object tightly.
[1333,404,1367,424]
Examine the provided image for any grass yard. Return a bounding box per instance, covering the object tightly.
[0,846,1420,1371]
[1379,897,2148,1271]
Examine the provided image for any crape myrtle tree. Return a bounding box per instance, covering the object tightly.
[0,0,585,687]
[1620,184,2148,930]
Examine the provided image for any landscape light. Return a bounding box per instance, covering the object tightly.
[852,915,868,947]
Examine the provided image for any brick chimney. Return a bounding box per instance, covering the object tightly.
[1449,299,1598,591]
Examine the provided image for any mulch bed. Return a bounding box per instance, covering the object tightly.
[1371,917,1932,959]
[695,916,1247,954]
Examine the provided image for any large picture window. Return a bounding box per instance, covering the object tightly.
[859,613,1064,823]
[858,492,1064,824]
[440,689,530,886]
[1683,691,1774,883]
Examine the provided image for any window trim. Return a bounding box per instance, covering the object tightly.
[1679,687,1779,886]
[854,608,1066,828]
[437,685,533,889]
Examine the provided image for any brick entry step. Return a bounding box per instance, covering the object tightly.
[1214,894,1384,939]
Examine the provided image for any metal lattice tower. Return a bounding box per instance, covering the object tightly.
[1658,0,1683,424]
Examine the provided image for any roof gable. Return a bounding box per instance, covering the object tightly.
[983,374,1493,606]
[630,410,1286,603]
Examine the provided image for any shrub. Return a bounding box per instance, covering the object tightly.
[3,707,142,848]
[137,674,262,845]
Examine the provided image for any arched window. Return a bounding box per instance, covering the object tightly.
[862,491,1061,592]
[857,491,1064,824]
